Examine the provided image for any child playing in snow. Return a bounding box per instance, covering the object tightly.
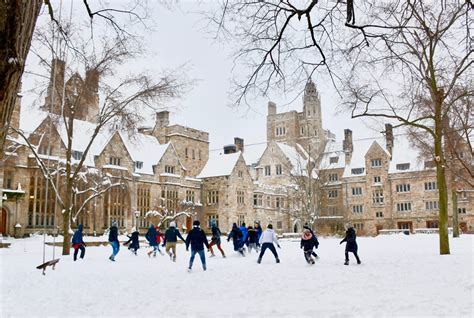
[71,224,86,261]
[227,223,245,256]
[246,226,259,253]
[340,223,361,265]
[209,221,225,258]
[303,223,320,260]
[300,229,317,264]
[124,227,140,255]
[257,224,280,264]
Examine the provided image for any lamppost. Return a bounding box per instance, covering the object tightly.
[134,211,140,232]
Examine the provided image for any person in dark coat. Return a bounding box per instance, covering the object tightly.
[108,221,119,261]
[303,223,320,259]
[209,221,225,258]
[227,223,245,256]
[185,220,209,271]
[340,224,361,265]
[146,224,162,257]
[246,226,259,253]
[255,221,263,248]
[124,227,140,255]
[72,224,86,261]
[162,221,186,262]
[301,229,317,264]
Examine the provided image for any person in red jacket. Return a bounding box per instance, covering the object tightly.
[154,226,165,255]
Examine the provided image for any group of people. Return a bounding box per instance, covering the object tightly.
[71,220,362,269]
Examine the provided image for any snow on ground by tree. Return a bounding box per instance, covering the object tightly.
[1,234,473,317]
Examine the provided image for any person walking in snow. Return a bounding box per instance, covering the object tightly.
[209,221,225,258]
[72,224,86,261]
[246,226,259,253]
[303,223,320,260]
[185,220,209,271]
[240,222,248,248]
[301,228,317,264]
[162,221,186,262]
[257,224,280,264]
[255,221,263,248]
[124,227,140,255]
[146,224,160,258]
[108,221,120,261]
[155,226,165,255]
[227,223,245,256]
[340,223,361,265]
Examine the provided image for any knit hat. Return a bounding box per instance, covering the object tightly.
[193,220,200,227]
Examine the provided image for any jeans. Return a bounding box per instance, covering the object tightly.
[209,241,225,256]
[189,249,206,269]
[73,244,85,261]
[258,243,278,260]
[110,241,120,258]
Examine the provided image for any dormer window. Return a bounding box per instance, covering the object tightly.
[424,160,435,169]
[351,168,364,175]
[165,165,175,174]
[135,161,143,170]
[72,151,83,161]
[396,163,410,171]
[109,156,121,166]
[329,157,339,164]
[371,159,382,167]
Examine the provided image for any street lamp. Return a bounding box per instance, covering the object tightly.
[134,211,140,231]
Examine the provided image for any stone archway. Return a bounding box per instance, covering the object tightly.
[293,220,301,233]
[0,207,8,235]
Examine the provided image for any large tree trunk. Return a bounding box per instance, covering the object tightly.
[0,1,42,159]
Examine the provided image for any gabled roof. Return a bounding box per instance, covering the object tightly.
[274,142,317,178]
[388,136,425,173]
[121,133,170,175]
[196,151,242,179]
[242,142,267,166]
[343,138,388,177]
[319,140,345,169]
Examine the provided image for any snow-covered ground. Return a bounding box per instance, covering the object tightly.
[1,234,473,317]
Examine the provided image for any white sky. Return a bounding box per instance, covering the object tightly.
[21,1,383,152]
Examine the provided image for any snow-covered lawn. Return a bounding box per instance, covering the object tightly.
[1,234,473,317]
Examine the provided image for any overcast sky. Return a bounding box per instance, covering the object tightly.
[22,1,383,152]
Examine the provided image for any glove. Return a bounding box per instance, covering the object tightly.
[277,245,281,249]
[340,241,343,245]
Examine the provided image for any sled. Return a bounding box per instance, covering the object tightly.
[36,258,60,275]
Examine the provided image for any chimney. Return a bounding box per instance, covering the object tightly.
[156,111,170,128]
[224,144,237,154]
[44,58,65,112]
[343,129,353,164]
[385,123,394,156]
[268,101,277,116]
[234,137,244,153]
[84,68,100,122]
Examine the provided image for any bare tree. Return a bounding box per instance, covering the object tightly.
[145,200,198,229]
[341,1,473,255]
[10,27,186,255]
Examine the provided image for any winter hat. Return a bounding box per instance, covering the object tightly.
[193,220,200,227]
[170,221,176,227]
[267,224,273,229]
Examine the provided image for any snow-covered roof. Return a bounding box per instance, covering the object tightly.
[319,140,345,169]
[275,142,317,177]
[121,133,170,175]
[242,143,267,166]
[388,136,425,173]
[196,151,242,179]
[19,108,49,136]
[342,138,388,178]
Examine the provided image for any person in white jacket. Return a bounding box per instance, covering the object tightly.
[257,224,280,264]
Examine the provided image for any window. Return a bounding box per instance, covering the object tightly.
[376,211,384,218]
[207,190,219,205]
[185,148,188,158]
[163,189,179,211]
[374,176,382,183]
[164,165,175,174]
[253,194,263,207]
[330,157,339,164]
[276,164,282,175]
[109,156,121,166]
[354,223,364,231]
[207,214,219,227]
[458,191,468,200]
[371,159,382,167]
[135,161,143,170]
[424,161,436,169]
[276,127,286,136]
[27,174,56,228]
[39,145,53,155]
[396,163,410,171]
[237,190,245,205]
[396,202,412,212]
[424,181,437,191]
[352,205,363,214]
[277,221,283,229]
[328,173,338,182]
[275,197,281,208]
[185,190,195,203]
[458,207,466,214]
[426,221,438,228]
[104,187,127,228]
[137,187,150,228]
[72,151,83,161]
[238,170,244,178]
[425,201,439,211]
[328,206,338,216]
[300,127,305,135]
[199,149,202,160]
[372,189,384,204]
[237,215,245,226]
[352,187,362,196]
[266,196,271,208]
[192,149,195,160]
[351,168,365,175]
[3,171,13,189]
[396,184,411,193]
[328,189,338,198]
[458,151,464,159]
[265,165,271,176]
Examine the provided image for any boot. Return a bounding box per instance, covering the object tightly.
[148,251,153,258]
[357,260,361,265]
[257,257,262,264]
[203,264,207,271]
[344,260,349,265]
[276,258,280,264]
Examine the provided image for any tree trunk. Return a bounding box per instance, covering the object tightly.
[62,183,72,255]
[0,1,42,159]
[452,189,459,238]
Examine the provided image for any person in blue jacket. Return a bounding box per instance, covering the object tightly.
[240,222,248,248]
[124,227,140,255]
[108,221,119,261]
[340,223,361,265]
[227,223,245,256]
[145,224,161,257]
[185,220,209,271]
[255,221,263,248]
[71,224,86,261]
